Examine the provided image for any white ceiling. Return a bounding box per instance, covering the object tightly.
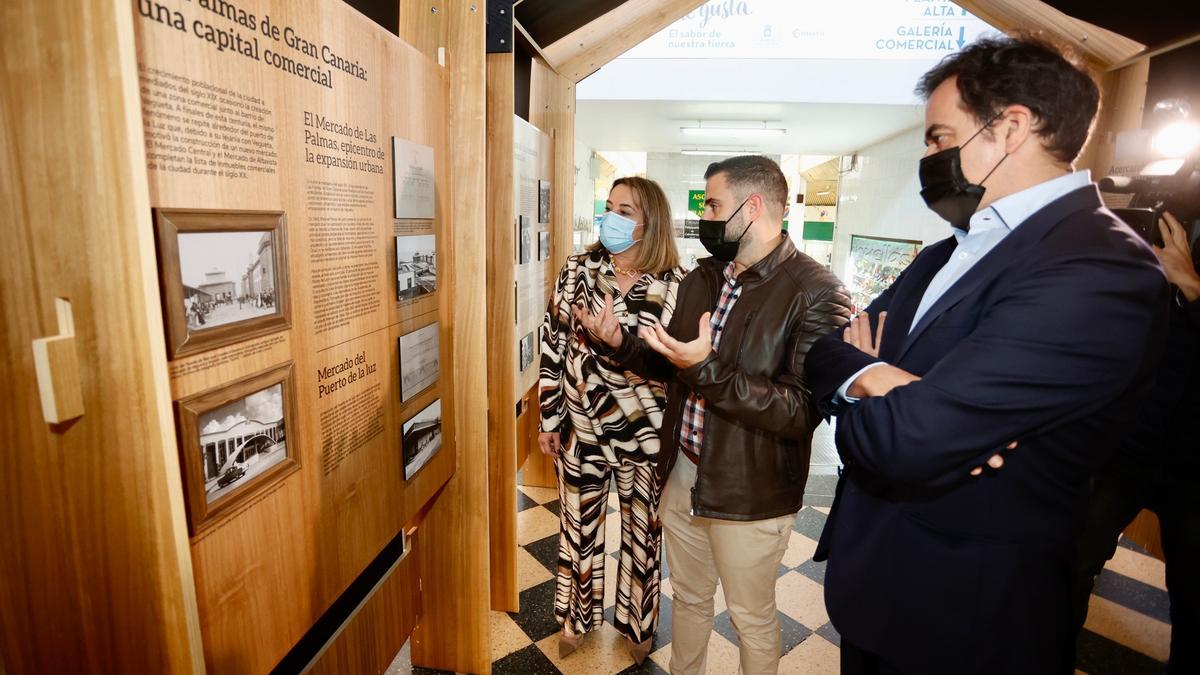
[576,100,924,157]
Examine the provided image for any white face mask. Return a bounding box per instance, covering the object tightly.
[598,211,641,253]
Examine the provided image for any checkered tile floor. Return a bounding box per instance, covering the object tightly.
[394,427,1173,675]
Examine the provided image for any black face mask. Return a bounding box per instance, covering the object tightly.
[919,113,1008,231]
[698,198,753,262]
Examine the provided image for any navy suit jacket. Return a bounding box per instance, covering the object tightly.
[806,185,1168,674]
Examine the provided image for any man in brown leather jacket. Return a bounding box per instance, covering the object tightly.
[578,155,851,674]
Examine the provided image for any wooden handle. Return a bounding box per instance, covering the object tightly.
[32,298,84,424]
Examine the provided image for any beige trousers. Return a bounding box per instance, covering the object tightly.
[662,457,797,675]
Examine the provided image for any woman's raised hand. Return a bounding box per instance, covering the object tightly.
[573,294,623,348]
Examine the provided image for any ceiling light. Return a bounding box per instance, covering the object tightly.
[679,148,748,157]
[816,190,831,196]
[681,126,786,138]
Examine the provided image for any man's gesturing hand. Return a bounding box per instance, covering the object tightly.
[845,311,887,358]
[573,293,623,348]
[639,312,713,369]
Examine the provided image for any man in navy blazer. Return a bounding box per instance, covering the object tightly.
[805,35,1169,674]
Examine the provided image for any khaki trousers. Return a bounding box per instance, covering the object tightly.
[662,457,796,675]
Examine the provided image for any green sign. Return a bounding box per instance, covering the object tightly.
[802,221,835,242]
[688,190,706,217]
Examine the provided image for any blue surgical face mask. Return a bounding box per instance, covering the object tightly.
[598,211,641,254]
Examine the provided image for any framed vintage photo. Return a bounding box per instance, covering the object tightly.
[538,231,550,262]
[517,215,532,264]
[175,362,299,535]
[392,136,436,219]
[396,233,437,301]
[538,179,551,223]
[519,331,535,372]
[402,398,443,480]
[154,209,290,359]
[398,322,440,402]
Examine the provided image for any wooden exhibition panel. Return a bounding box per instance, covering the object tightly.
[514,118,555,413]
[133,0,453,670]
[310,543,421,675]
[519,57,577,489]
[0,0,204,673]
[1078,60,1151,185]
[397,1,493,672]
[485,50,520,612]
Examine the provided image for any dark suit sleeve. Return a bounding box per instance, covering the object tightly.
[833,252,1168,487]
[677,285,852,439]
[1183,294,1200,331]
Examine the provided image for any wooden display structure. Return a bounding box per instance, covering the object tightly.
[131,0,456,670]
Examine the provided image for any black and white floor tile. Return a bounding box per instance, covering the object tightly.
[394,426,1173,674]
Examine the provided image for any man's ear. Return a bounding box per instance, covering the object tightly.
[749,193,765,222]
[1001,104,1035,154]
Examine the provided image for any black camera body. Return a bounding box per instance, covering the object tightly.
[1101,159,1200,248]
[1100,98,1200,249]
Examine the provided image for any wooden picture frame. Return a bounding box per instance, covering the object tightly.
[402,398,443,480]
[154,208,291,359]
[176,362,300,535]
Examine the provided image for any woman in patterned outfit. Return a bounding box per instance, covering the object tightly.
[539,176,685,664]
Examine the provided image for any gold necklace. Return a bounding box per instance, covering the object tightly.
[611,260,641,278]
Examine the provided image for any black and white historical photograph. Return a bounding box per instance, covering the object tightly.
[396,233,437,301]
[402,398,443,480]
[519,331,535,372]
[392,136,436,219]
[538,230,550,261]
[196,382,289,504]
[518,215,532,264]
[398,323,440,402]
[537,179,551,223]
[155,209,291,359]
[177,231,280,332]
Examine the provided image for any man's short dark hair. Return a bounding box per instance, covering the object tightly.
[916,33,1099,164]
[704,155,789,217]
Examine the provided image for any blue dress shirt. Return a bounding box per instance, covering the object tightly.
[839,170,1093,401]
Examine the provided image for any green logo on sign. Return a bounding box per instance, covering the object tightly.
[688,190,706,217]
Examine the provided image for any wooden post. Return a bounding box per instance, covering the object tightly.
[399,2,494,671]
[486,50,520,613]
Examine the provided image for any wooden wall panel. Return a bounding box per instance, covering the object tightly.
[309,543,421,675]
[1077,60,1150,179]
[398,2,493,672]
[486,51,520,613]
[520,58,577,489]
[0,0,203,672]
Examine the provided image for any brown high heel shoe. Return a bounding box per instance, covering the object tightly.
[628,637,653,665]
[558,629,584,658]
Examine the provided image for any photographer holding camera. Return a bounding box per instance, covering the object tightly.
[1072,210,1200,673]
